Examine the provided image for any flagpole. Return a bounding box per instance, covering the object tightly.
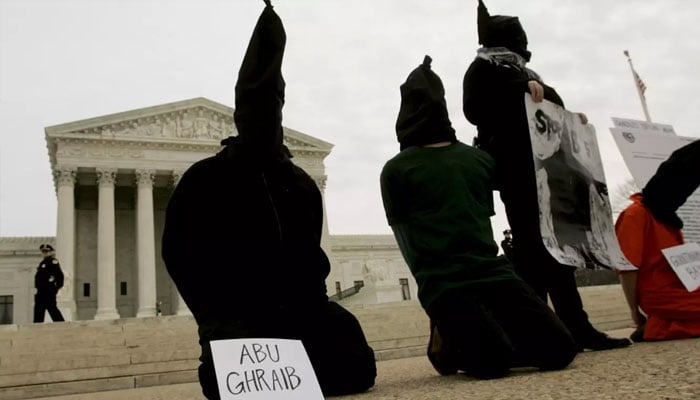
[624,50,651,122]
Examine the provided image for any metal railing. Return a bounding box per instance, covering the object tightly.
[329,282,364,302]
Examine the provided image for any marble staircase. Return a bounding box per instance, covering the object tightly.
[0,284,631,399]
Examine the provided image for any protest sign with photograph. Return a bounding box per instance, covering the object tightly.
[525,94,635,270]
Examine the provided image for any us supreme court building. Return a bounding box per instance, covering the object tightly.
[0,98,417,324]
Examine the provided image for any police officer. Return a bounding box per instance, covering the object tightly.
[34,244,65,323]
[501,229,514,261]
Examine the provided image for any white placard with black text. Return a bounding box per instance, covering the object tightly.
[661,242,700,292]
[611,117,676,135]
[610,129,700,245]
[210,338,324,400]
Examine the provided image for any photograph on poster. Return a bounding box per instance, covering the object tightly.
[525,95,634,270]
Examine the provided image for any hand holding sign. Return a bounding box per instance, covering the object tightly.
[210,338,324,400]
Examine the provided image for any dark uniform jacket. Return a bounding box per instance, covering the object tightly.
[500,238,514,261]
[35,256,64,294]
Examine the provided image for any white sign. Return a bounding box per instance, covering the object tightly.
[611,117,676,135]
[210,338,324,400]
[524,94,635,270]
[661,242,700,292]
[610,130,700,244]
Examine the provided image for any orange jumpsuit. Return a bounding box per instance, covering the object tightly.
[616,194,700,340]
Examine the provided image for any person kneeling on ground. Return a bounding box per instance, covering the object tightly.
[380,56,577,379]
[616,139,700,342]
[161,2,376,398]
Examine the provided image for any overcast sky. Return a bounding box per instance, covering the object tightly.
[1,0,699,238]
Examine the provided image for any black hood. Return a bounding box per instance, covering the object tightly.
[642,139,700,229]
[477,0,531,61]
[395,55,457,151]
[229,0,287,163]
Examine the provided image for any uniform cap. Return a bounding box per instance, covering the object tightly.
[39,244,54,251]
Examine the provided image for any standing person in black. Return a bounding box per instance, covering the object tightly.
[501,229,514,261]
[161,2,375,398]
[462,0,630,351]
[34,244,65,323]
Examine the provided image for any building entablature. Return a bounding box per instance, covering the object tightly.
[45,97,334,190]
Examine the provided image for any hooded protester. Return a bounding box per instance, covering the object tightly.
[161,2,375,398]
[395,56,458,150]
[381,56,576,380]
[616,139,700,342]
[462,0,630,351]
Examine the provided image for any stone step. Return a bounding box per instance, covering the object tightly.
[0,316,196,338]
[0,345,200,375]
[369,335,429,352]
[375,344,425,362]
[2,329,196,354]
[0,284,633,400]
[5,332,127,352]
[0,368,198,400]
[2,335,197,355]
[362,322,428,342]
[0,317,198,355]
[0,359,198,389]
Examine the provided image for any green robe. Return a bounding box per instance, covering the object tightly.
[380,142,518,314]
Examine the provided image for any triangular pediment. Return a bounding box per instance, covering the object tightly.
[44,97,333,152]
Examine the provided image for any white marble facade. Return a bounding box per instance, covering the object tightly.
[0,98,415,324]
[328,235,418,305]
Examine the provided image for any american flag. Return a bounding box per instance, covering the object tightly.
[633,70,647,95]
[624,50,647,96]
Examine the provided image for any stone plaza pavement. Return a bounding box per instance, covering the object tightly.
[32,329,700,400]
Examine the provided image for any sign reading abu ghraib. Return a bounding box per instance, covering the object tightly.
[524,94,635,270]
[210,338,324,400]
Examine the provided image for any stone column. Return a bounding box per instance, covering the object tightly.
[94,168,120,320]
[54,167,77,320]
[314,175,332,252]
[135,170,157,318]
[171,171,192,316]
[314,175,337,293]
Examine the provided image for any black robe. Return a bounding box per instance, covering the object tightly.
[162,142,329,325]
[162,4,375,397]
[162,141,376,398]
[463,56,602,342]
[463,56,565,265]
